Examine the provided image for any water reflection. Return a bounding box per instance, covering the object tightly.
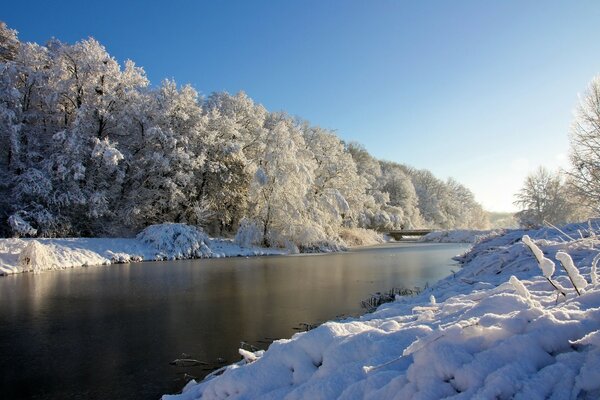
[0,242,468,399]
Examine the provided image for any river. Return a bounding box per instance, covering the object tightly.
[0,242,468,399]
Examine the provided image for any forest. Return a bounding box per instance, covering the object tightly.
[0,22,489,248]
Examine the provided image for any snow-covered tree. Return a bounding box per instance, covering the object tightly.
[0,22,19,62]
[301,124,366,233]
[380,161,421,228]
[122,80,206,231]
[244,115,316,247]
[569,75,600,213]
[200,92,268,234]
[514,167,587,228]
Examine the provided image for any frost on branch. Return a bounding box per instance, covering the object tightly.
[522,235,566,295]
[555,251,587,295]
[91,138,124,172]
[8,213,37,237]
[136,223,212,260]
[522,235,555,278]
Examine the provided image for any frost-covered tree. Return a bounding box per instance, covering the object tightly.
[514,167,586,228]
[200,92,268,234]
[380,161,421,228]
[0,22,490,240]
[301,124,366,232]
[122,80,206,231]
[443,178,489,229]
[245,115,316,247]
[346,142,395,230]
[0,22,19,62]
[569,75,600,213]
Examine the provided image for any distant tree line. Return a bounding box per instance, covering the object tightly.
[0,22,489,246]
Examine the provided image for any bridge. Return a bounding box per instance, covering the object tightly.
[387,229,434,240]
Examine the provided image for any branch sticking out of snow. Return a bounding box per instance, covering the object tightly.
[238,348,263,364]
[522,235,565,296]
[591,253,600,287]
[555,251,587,295]
[522,235,555,278]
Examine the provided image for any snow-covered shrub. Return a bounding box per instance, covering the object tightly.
[136,223,212,260]
[8,213,37,237]
[339,227,384,247]
[272,221,346,253]
[235,218,264,247]
[18,240,59,273]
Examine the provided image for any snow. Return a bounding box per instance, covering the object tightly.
[0,223,284,275]
[419,229,502,243]
[163,220,600,400]
[137,223,213,259]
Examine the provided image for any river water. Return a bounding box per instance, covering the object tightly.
[0,242,468,399]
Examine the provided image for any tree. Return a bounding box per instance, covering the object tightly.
[514,167,585,228]
[245,115,315,247]
[200,92,268,234]
[0,21,19,62]
[569,75,600,213]
[380,161,422,228]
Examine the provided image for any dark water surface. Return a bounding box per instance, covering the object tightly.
[0,242,468,399]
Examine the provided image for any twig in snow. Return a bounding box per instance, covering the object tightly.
[544,220,576,241]
[556,251,586,296]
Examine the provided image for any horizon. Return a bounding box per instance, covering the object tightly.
[4,1,600,212]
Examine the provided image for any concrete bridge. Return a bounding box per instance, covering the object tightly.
[387,229,433,240]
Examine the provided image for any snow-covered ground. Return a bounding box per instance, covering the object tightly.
[0,223,284,275]
[419,229,502,244]
[163,220,600,400]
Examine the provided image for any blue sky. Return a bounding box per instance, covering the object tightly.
[4,1,600,212]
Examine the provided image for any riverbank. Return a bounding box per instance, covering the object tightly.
[0,224,285,276]
[163,220,600,399]
[0,224,391,276]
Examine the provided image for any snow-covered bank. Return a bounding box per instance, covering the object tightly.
[419,229,501,243]
[164,220,600,399]
[0,223,284,276]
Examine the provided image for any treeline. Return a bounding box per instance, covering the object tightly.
[0,23,488,246]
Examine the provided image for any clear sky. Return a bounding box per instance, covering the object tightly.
[4,1,600,212]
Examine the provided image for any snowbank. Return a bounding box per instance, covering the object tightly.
[339,227,385,247]
[163,220,600,399]
[0,224,284,275]
[419,229,501,243]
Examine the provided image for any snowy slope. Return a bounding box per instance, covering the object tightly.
[163,221,600,400]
